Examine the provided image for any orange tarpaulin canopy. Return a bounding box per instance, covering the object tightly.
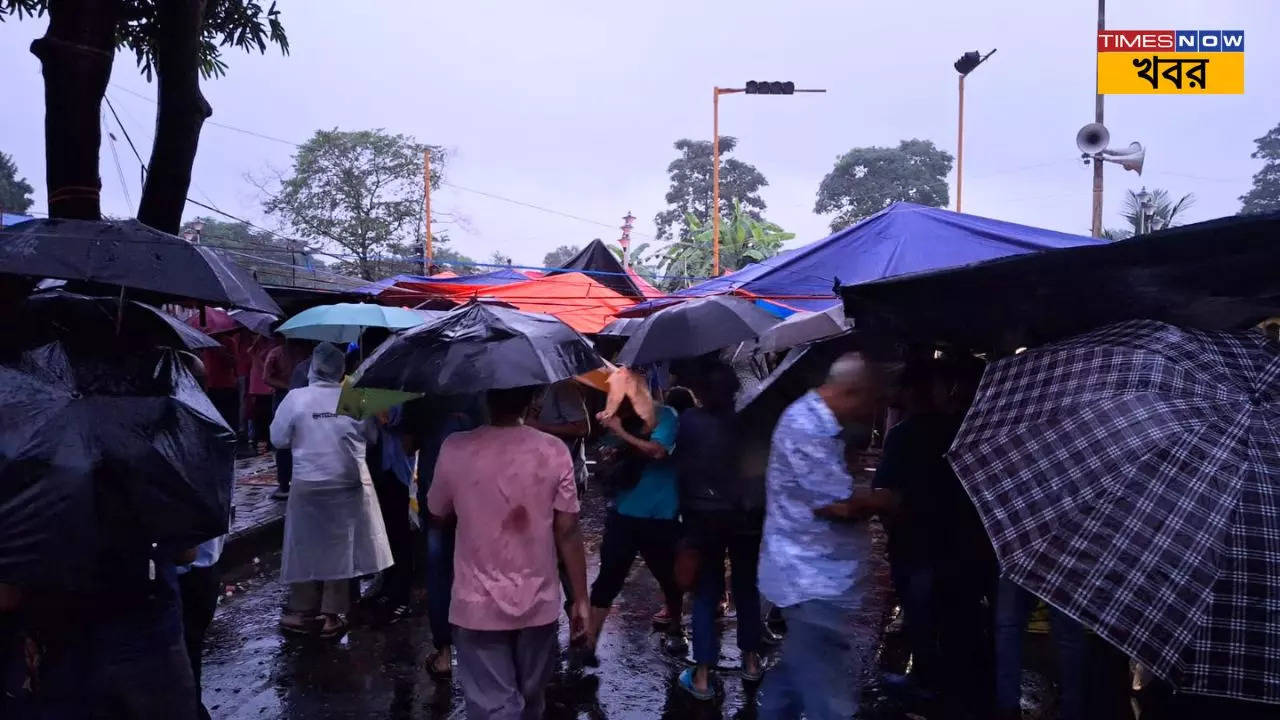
[378,272,636,333]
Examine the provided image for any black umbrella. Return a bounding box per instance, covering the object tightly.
[354,301,603,394]
[0,340,234,589]
[596,316,645,338]
[614,295,779,366]
[14,289,220,351]
[948,320,1280,704]
[0,217,281,314]
[228,309,278,336]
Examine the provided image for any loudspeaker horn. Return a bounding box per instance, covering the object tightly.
[1076,123,1110,154]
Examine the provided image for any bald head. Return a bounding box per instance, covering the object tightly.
[819,352,885,425]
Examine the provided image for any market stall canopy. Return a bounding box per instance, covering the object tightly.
[354,272,635,334]
[621,202,1102,317]
[352,268,531,303]
[0,218,281,314]
[841,211,1280,352]
[546,239,657,299]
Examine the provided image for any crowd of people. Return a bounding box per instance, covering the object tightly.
[8,320,1240,720]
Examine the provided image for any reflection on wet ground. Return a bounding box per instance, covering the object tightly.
[202,492,988,719]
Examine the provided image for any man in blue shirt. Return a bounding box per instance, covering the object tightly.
[584,399,685,658]
[757,353,896,720]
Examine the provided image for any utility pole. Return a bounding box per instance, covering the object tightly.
[423,148,433,273]
[1092,0,1105,238]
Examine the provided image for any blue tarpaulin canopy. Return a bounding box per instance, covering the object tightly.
[1,213,33,228]
[622,203,1103,316]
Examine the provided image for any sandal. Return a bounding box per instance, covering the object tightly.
[677,667,715,701]
[740,652,764,684]
[279,612,319,636]
[425,650,453,681]
[318,615,350,640]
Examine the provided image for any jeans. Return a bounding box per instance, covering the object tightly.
[994,577,1086,720]
[760,600,870,720]
[427,524,456,648]
[685,509,762,666]
[589,512,682,619]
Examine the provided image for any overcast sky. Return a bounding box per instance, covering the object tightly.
[2,0,1276,271]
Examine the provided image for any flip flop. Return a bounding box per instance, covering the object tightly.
[278,613,319,636]
[677,667,715,702]
[425,651,453,681]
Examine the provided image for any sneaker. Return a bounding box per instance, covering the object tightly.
[271,488,289,500]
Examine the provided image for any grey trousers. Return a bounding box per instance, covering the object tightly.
[454,623,558,720]
[287,580,351,615]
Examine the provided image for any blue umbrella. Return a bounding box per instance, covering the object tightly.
[277,303,436,343]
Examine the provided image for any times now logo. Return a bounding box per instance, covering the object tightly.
[1098,30,1245,52]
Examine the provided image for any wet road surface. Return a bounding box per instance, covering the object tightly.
[201,492,768,720]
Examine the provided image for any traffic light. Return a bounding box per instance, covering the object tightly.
[954,51,982,75]
[744,81,795,95]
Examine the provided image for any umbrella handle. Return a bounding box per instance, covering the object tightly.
[116,285,126,335]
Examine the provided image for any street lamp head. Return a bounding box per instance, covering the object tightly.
[1136,187,1154,208]
[955,51,982,75]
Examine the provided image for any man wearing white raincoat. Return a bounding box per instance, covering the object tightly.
[270,342,392,637]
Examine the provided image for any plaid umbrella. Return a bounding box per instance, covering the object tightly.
[949,320,1280,704]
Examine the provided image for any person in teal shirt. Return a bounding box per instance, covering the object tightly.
[584,402,685,659]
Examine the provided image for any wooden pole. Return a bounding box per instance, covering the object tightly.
[956,74,965,213]
[1091,0,1105,238]
[423,148,434,272]
[712,87,721,277]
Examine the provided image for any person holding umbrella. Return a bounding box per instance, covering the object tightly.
[271,343,393,638]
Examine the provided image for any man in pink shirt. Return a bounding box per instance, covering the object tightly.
[427,385,590,720]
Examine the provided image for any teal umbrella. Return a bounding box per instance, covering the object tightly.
[277,303,437,343]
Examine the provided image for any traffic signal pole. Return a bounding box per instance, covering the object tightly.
[711,83,822,278]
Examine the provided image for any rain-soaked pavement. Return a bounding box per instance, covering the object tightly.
[201,489,782,720]
[203,488,1004,719]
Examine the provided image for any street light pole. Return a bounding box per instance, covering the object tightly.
[711,83,824,277]
[423,148,434,273]
[957,73,966,212]
[953,49,996,213]
[1092,0,1106,238]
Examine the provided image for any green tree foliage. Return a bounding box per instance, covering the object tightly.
[180,216,341,289]
[430,246,480,275]
[489,251,513,267]
[1,1,289,227]
[543,245,581,269]
[814,139,953,231]
[1105,188,1196,240]
[0,0,288,78]
[0,151,35,213]
[263,129,446,281]
[606,240,659,286]
[654,137,768,243]
[1240,121,1280,215]
[657,199,793,290]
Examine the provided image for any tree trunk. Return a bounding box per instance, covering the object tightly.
[137,0,212,235]
[29,0,120,220]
